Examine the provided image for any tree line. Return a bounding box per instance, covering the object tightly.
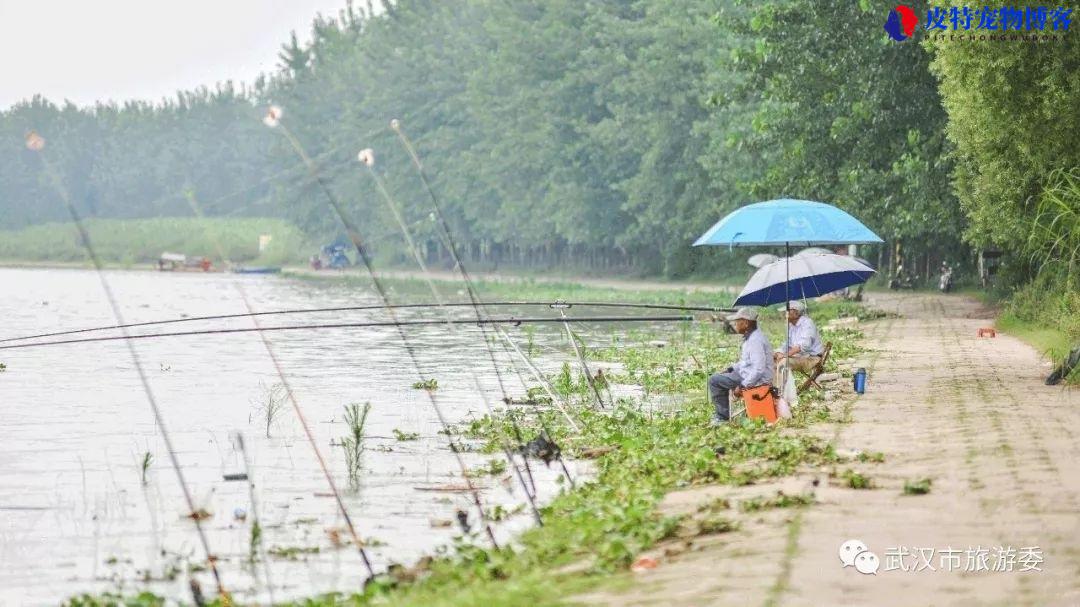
[0,0,1076,284]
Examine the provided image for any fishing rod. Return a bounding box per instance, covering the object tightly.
[0,315,692,351]
[22,131,229,601]
[265,106,506,550]
[185,190,376,581]
[389,120,583,488]
[389,121,614,417]
[359,150,546,521]
[0,301,726,345]
[551,302,607,409]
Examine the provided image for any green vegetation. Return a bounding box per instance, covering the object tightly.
[253,382,289,439]
[930,23,1080,371]
[903,478,932,496]
[139,452,152,486]
[727,0,962,271]
[465,459,508,479]
[411,378,439,391]
[342,402,372,487]
[393,428,420,442]
[739,492,815,513]
[268,545,321,560]
[856,451,885,464]
[249,520,263,566]
[0,217,307,266]
[840,469,872,490]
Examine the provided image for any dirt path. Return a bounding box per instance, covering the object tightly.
[574,292,1080,606]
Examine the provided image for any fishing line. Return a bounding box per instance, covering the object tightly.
[359,153,544,521]
[552,302,607,409]
[0,315,693,351]
[0,302,724,345]
[22,131,229,601]
[266,108,503,549]
[185,191,377,580]
[389,120,583,485]
[486,327,577,488]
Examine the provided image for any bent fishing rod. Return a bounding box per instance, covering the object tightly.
[358,149,545,519]
[0,314,693,351]
[23,131,229,600]
[0,301,727,345]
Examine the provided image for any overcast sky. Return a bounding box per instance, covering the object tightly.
[0,0,352,109]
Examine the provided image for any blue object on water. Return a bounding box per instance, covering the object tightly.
[853,368,867,394]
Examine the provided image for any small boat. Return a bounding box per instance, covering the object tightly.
[231,266,282,275]
[158,252,212,272]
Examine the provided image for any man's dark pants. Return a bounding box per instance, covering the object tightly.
[708,369,741,421]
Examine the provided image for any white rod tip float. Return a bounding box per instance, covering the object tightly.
[389,118,400,130]
[357,148,375,167]
[25,131,45,151]
[263,105,283,128]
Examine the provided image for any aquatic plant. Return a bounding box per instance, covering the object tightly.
[411,378,439,391]
[465,459,508,478]
[249,520,262,566]
[252,382,287,438]
[342,402,372,487]
[140,451,153,486]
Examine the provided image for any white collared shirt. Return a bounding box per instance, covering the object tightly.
[782,314,824,357]
[734,327,774,387]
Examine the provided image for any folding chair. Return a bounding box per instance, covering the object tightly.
[798,341,833,392]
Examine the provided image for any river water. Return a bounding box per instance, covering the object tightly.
[0,267,640,605]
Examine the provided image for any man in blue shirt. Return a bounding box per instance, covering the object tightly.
[708,307,774,425]
[773,300,824,379]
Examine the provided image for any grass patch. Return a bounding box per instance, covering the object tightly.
[0,217,308,266]
[739,492,815,513]
[997,270,1080,384]
[902,478,932,495]
[840,469,872,490]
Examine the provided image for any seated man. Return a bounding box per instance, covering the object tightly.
[708,307,774,425]
[773,300,824,378]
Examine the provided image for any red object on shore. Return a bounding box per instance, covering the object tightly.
[977,328,996,338]
[742,385,778,423]
[631,556,659,573]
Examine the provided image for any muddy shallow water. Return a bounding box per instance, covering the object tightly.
[0,267,669,605]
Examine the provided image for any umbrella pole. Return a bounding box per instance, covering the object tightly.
[783,242,791,392]
[785,242,791,352]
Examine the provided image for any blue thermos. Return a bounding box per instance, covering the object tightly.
[853,368,867,394]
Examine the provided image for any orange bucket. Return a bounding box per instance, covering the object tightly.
[742,385,778,423]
